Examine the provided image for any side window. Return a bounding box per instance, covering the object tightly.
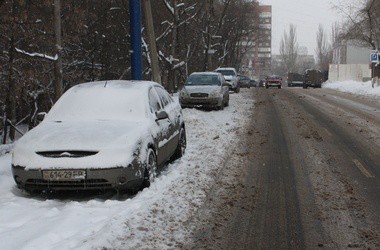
[149,88,162,113]
[155,87,172,107]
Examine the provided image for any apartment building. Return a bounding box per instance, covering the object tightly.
[255,5,272,77]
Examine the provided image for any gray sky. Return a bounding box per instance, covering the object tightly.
[260,0,342,56]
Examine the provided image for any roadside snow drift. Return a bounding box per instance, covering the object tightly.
[323,80,380,97]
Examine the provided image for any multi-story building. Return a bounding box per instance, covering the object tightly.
[254,5,272,77]
[238,4,272,78]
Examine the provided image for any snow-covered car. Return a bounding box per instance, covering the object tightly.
[215,67,240,93]
[179,72,229,110]
[11,80,186,193]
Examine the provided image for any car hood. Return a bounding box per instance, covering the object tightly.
[12,120,151,169]
[183,85,220,94]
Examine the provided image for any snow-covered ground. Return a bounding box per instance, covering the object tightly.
[0,90,254,250]
[0,81,377,250]
[323,80,380,97]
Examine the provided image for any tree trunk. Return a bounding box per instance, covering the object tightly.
[142,0,161,84]
[5,37,17,142]
[169,0,178,93]
[54,0,63,101]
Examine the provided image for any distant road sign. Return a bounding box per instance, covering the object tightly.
[370,52,379,63]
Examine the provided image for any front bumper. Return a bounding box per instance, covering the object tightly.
[179,96,222,108]
[266,83,281,87]
[12,164,143,192]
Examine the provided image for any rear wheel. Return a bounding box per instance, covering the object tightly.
[173,127,186,160]
[141,148,157,188]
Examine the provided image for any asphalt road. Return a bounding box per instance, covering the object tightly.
[188,87,380,249]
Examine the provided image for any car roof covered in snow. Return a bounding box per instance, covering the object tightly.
[45,80,161,122]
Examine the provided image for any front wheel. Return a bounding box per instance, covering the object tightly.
[141,148,157,188]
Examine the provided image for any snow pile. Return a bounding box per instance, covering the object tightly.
[0,90,254,250]
[323,80,380,97]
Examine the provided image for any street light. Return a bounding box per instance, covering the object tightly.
[129,0,143,80]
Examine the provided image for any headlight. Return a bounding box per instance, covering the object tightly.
[180,90,189,97]
[210,91,221,97]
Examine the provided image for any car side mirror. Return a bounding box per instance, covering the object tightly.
[36,112,47,123]
[155,110,169,121]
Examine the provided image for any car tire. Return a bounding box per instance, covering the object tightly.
[141,148,157,188]
[172,127,186,161]
[235,87,240,93]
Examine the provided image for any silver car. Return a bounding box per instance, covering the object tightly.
[12,80,186,193]
[179,72,230,110]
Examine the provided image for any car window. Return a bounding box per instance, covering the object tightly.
[155,86,172,107]
[216,70,236,76]
[185,74,221,86]
[149,88,162,113]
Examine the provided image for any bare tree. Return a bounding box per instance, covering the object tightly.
[315,24,331,72]
[338,0,380,49]
[280,24,299,73]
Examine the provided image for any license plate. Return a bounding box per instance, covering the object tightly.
[42,170,86,181]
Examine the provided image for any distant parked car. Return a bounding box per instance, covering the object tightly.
[258,78,266,87]
[287,72,304,87]
[303,69,323,88]
[215,67,240,93]
[250,79,257,87]
[266,75,283,89]
[179,72,229,110]
[12,80,186,193]
[239,75,252,88]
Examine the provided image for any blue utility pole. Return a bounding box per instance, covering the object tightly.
[130,0,143,80]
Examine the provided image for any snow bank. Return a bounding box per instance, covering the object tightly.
[323,80,380,97]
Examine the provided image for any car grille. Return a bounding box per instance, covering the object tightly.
[190,93,208,98]
[25,179,112,190]
[36,151,98,158]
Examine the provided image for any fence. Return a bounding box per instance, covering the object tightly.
[328,64,371,82]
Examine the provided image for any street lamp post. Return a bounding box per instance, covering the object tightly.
[130,0,143,80]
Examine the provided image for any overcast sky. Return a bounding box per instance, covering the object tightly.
[260,0,343,56]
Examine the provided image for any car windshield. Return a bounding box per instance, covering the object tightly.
[216,70,235,76]
[185,74,220,86]
[45,85,147,122]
